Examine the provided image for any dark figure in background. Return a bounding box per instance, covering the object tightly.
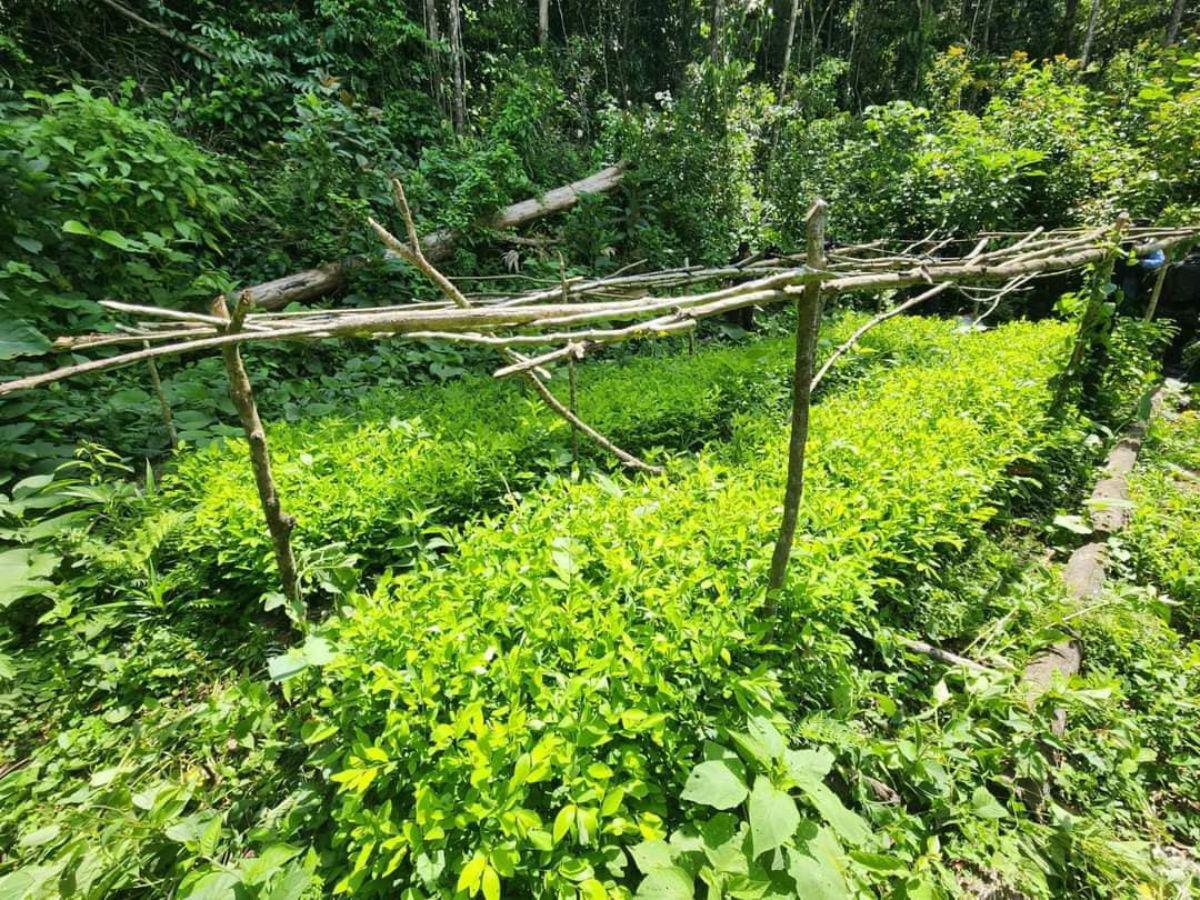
[1116,248,1166,310]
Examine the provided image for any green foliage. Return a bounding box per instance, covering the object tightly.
[638,716,913,896]
[305,320,1069,896]
[603,62,764,265]
[157,314,954,600]
[0,87,236,343]
[1126,408,1200,633]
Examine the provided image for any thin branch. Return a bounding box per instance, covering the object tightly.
[810,282,950,392]
[375,179,663,474]
[93,0,215,59]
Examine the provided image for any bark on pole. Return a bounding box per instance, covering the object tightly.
[243,163,627,311]
[768,199,827,597]
[211,293,301,605]
[142,341,178,449]
[1143,253,1171,322]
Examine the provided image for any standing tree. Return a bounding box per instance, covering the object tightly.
[424,0,445,115]
[710,0,726,63]
[538,0,549,46]
[779,0,801,99]
[1059,0,1080,54]
[1080,0,1101,66]
[1166,0,1186,44]
[448,0,467,132]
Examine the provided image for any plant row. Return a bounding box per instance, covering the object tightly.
[158,313,961,598]
[301,319,1072,897]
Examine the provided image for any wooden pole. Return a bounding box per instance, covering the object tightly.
[568,355,579,469]
[142,341,178,450]
[768,199,826,596]
[1143,252,1171,322]
[1052,214,1128,414]
[211,293,301,606]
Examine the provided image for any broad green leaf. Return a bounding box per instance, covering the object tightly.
[630,839,676,874]
[748,777,800,857]
[97,229,135,250]
[61,219,92,236]
[795,780,871,847]
[732,716,786,769]
[786,828,852,900]
[847,851,907,874]
[681,759,749,810]
[265,863,312,900]
[177,870,240,900]
[0,320,51,361]
[970,786,1007,820]
[635,866,694,899]
[783,748,834,785]
[0,548,58,607]
[457,854,488,894]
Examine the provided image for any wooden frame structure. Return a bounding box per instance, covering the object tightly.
[4,194,1197,604]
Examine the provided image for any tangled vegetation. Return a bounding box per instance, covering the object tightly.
[3,1,1200,897]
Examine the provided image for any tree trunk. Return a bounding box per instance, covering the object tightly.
[211,295,300,606]
[1080,0,1101,66]
[424,0,445,114]
[767,199,826,596]
[448,0,467,132]
[979,0,995,52]
[779,0,801,99]
[538,0,550,46]
[1166,0,1186,44]
[1059,0,1079,54]
[710,0,725,63]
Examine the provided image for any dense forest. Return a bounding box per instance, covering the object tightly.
[2,0,1200,897]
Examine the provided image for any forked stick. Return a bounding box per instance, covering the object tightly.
[369,179,663,474]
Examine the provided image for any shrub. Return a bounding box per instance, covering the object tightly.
[1126,409,1200,632]
[0,88,237,346]
[161,314,958,597]
[308,319,1070,896]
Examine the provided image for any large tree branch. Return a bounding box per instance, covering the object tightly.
[242,163,628,311]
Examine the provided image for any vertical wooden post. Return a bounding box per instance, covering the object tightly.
[559,252,580,469]
[1052,213,1128,414]
[143,341,178,450]
[1143,251,1171,322]
[768,199,827,596]
[568,354,579,469]
[212,293,301,605]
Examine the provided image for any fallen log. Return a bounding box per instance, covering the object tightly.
[242,163,628,310]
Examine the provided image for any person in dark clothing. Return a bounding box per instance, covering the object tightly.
[1116,248,1166,309]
